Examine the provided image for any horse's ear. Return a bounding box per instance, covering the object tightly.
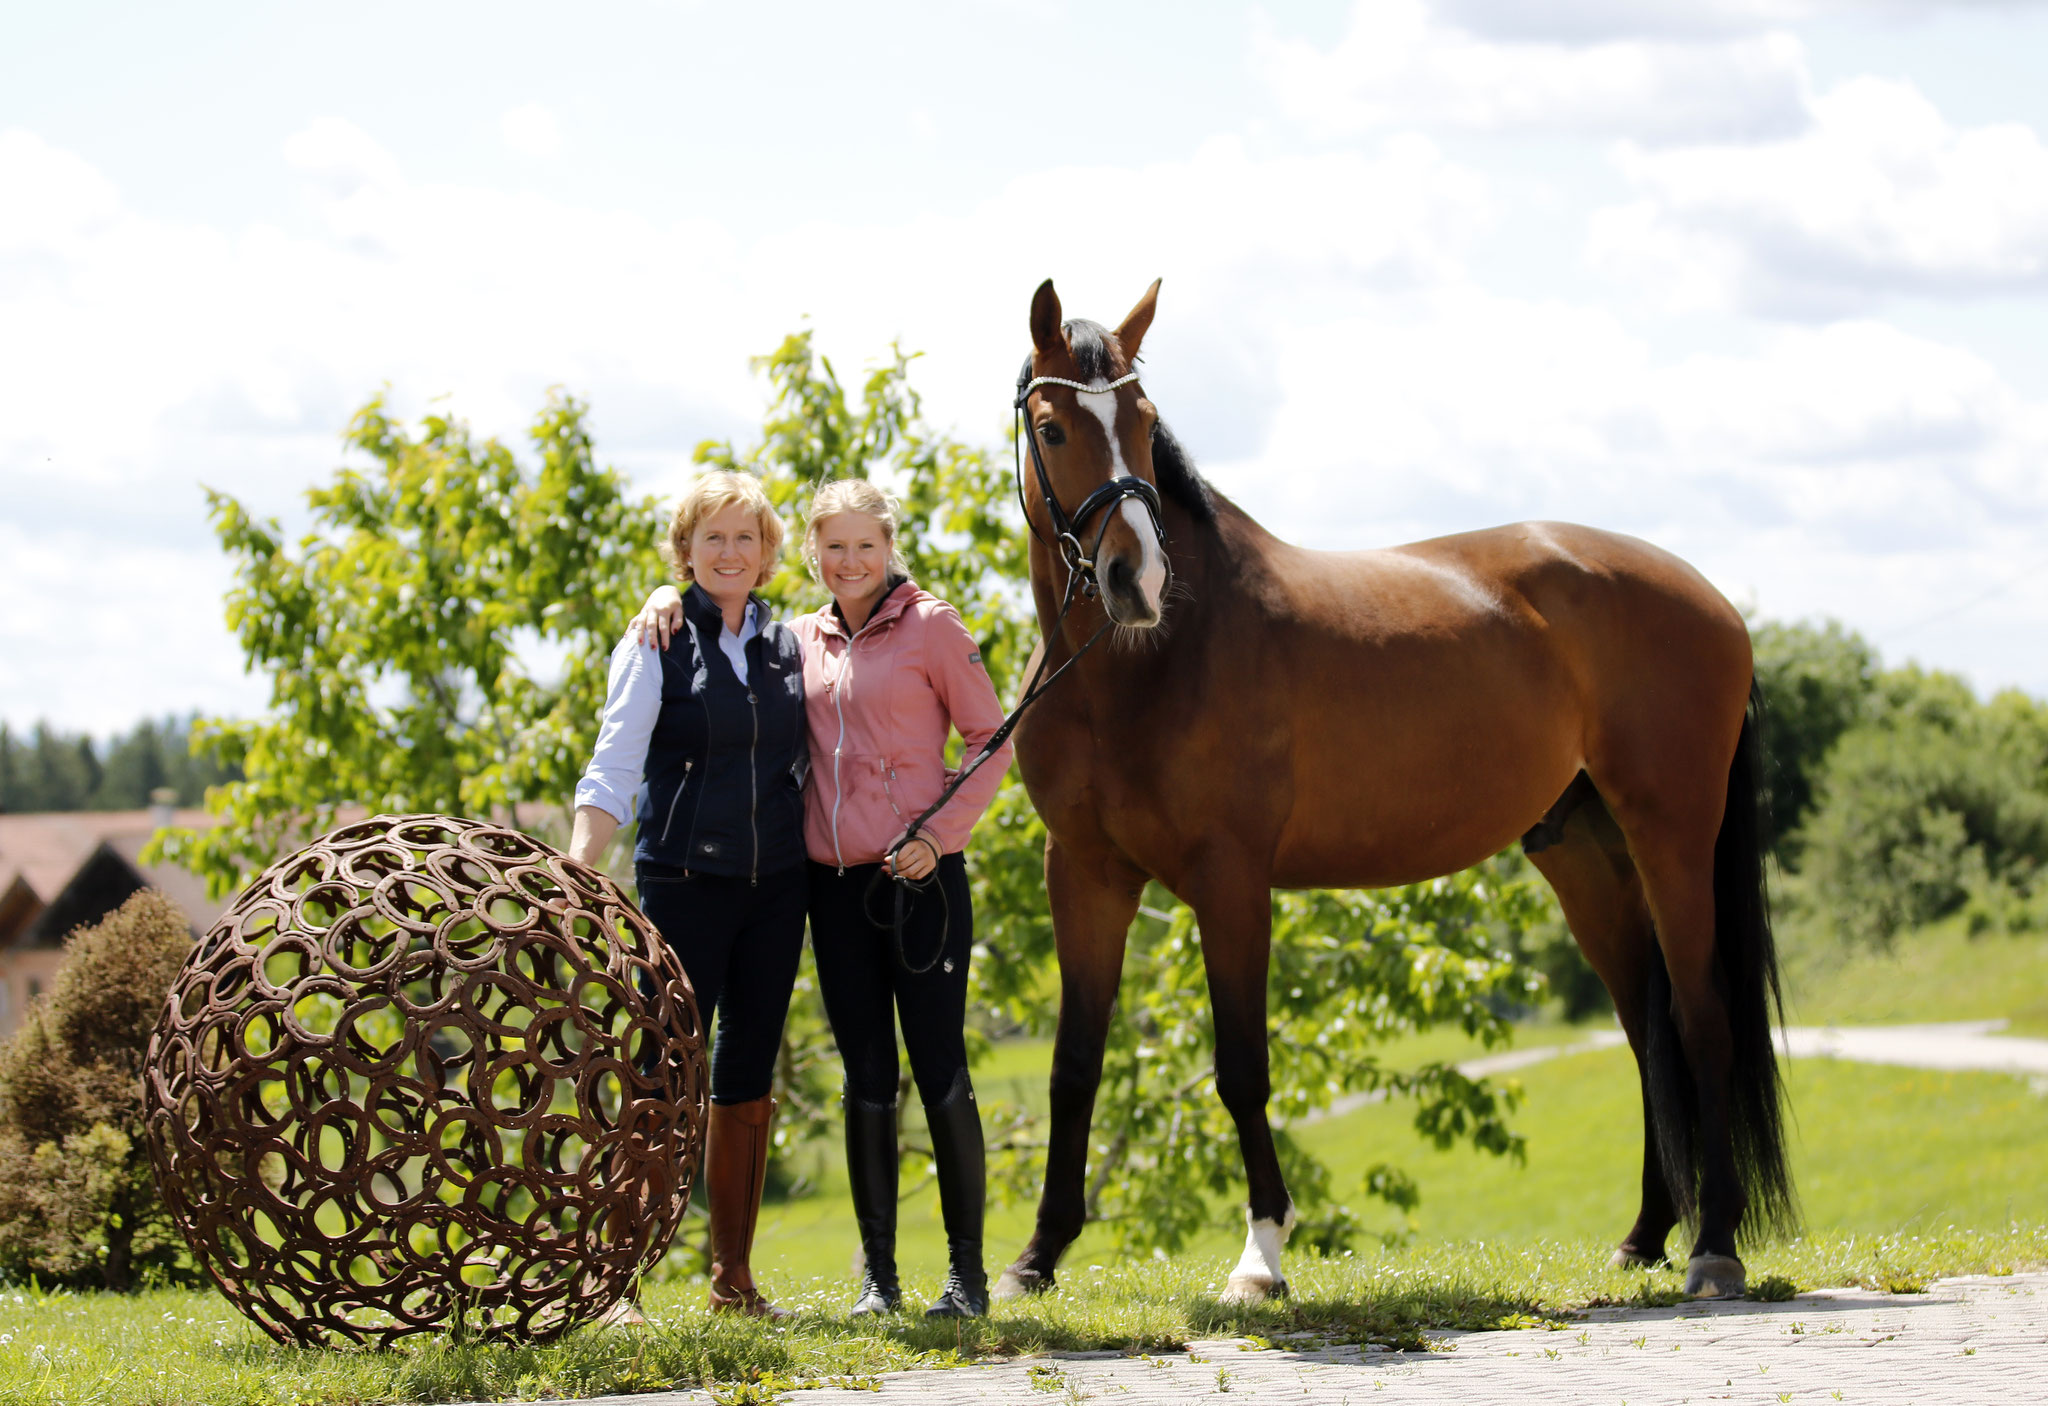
[1116,278,1162,361]
[1030,279,1064,356]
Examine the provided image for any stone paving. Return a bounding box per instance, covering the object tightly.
[546,1272,2048,1405]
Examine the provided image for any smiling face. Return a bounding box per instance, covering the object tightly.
[813,510,894,614]
[685,502,766,614]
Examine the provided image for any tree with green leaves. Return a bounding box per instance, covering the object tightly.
[165,335,1548,1259]
[148,391,664,892]
[1749,618,1879,860]
[1796,666,2048,945]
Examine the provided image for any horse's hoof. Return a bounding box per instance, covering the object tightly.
[1219,1273,1288,1305]
[1610,1245,1662,1270]
[993,1265,1052,1300]
[1683,1254,1746,1299]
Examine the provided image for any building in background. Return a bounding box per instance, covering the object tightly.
[0,795,223,1038]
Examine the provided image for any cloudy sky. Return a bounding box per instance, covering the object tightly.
[5,0,2047,736]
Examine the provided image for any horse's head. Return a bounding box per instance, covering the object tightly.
[1018,278,1173,629]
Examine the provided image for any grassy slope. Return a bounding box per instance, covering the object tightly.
[1778,917,2048,1037]
[1295,1046,2048,1244]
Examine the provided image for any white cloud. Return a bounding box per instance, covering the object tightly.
[0,129,120,255]
[1213,294,2046,695]
[8,82,2048,735]
[0,123,1500,732]
[1255,0,1811,143]
[1433,0,2033,42]
[1590,77,2048,315]
[499,103,564,159]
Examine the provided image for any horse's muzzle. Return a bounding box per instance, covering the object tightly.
[1101,553,1168,627]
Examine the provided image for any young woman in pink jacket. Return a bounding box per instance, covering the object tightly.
[637,478,1012,1318]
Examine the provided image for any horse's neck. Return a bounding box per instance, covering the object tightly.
[1037,495,1260,688]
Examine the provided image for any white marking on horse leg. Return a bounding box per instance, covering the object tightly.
[1119,497,1167,612]
[1220,1203,1295,1304]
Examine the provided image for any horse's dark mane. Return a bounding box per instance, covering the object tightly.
[1015,318,1217,524]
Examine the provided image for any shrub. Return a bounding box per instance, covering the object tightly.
[1797,670,2048,946]
[0,889,194,1289]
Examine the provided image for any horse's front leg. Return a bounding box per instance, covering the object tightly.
[1191,876,1294,1304]
[994,837,1142,1299]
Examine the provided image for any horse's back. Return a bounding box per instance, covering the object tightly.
[1251,519,1751,886]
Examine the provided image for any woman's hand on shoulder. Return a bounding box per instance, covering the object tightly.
[632,585,685,649]
[887,831,940,882]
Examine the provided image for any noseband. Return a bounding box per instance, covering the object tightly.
[1013,369,1167,598]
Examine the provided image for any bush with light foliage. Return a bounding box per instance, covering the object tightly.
[0,889,193,1290]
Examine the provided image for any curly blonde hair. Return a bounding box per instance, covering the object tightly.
[662,471,784,588]
[802,479,914,584]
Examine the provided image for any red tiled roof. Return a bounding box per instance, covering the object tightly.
[0,809,225,937]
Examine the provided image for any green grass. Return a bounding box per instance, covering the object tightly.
[1295,1045,2048,1243]
[1779,917,2048,1037]
[8,925,2046,1403]
[4,1226,2043,1406]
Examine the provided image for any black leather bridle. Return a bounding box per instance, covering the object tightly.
[1012,366,1168,600]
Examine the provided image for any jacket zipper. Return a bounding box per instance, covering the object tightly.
[747,681,760,886]
[659,758,695,845]
[829,612,886,874]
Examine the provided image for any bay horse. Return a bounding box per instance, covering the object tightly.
[995,279,1790,1304]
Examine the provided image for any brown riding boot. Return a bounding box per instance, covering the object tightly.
[704,1095,788,1317]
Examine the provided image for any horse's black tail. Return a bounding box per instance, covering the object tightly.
[1644,681,1796,1241]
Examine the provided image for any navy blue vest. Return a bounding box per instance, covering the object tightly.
[633,585,807,879]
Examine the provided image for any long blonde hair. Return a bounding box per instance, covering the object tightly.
[801,479,914,584]
[661,470,784,588]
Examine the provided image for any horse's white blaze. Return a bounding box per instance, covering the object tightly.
[1077,386,1167,615]
[1224,1203,1295,1299]
[1118,498,1167,612]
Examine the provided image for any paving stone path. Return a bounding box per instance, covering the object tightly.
[545,1273,2048,1405]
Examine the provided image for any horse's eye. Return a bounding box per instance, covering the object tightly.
[1038,423,1066,447]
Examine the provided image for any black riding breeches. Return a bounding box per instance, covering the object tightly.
[635,861,807,1105]
[807,854,973,1108]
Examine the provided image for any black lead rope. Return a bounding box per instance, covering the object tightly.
[866,367,1167,974]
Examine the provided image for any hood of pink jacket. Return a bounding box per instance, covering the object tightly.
[789,582,1013,868]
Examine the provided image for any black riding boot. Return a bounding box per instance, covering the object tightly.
[923,1069,988,1318]
[845,1094,902,1316]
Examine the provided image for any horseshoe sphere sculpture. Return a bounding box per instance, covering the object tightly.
[143,814,705,1345]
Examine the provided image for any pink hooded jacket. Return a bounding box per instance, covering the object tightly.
[789,581,1014,869]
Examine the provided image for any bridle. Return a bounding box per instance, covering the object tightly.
[870,358,1174,975]
[1012,367,1168,600]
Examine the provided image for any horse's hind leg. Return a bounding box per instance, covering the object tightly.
[1524,791,1677,1267]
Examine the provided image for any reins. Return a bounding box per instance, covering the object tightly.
[866,365,1168,974]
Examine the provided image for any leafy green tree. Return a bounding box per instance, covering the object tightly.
[148,391,663,894]
[93,720,169,810]
[162,336,1549,1258]
[1797,666,2048,944]
[1750,618,1879,861]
